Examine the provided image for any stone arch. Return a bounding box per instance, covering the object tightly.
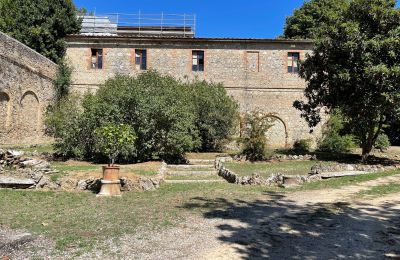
[0,92,11,130]
[19,91,40,140]
[264,115,288,149]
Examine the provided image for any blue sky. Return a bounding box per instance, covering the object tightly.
[73,0,400,39]
[73,0,308,38]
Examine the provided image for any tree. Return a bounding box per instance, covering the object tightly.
[0,0,81,63]
[294,0,400,161]
[283,0,349,39]
[45,71,239,163]
[187,80,239,151]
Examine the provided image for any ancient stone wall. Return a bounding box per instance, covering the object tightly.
[66,36,321,148]
[0,32,57,145]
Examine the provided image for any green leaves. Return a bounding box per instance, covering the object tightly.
[94,124,136,166]
[46,71,238,163]
[0,0,81,63]
[295,0,400,158]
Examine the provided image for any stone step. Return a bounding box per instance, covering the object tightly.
[167,170,217,176]
[165,179,225,184]
[187,159,215,165]
[167,164,214,170]
[0,177,35,189]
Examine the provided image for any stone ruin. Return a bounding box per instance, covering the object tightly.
[0,149,166,192]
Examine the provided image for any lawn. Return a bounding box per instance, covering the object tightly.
[225,160,336,177]
[1,169,400,256]
[355,182,400,198]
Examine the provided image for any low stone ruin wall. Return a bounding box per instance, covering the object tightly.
[215,156,400,188]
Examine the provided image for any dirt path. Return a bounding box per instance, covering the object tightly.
[201,174,400,259]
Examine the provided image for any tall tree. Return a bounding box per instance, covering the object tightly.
[0,0,81,63]
[294,0,400,161]
[283,0,350,39]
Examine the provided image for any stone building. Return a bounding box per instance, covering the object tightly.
[0,32,57,145]
[65,15,319,148]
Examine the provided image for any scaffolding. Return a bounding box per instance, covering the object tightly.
[80,12,196,37]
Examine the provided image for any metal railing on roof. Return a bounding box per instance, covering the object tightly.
[80,12,196,37]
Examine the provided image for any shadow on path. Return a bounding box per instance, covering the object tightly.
[182,192,400,259]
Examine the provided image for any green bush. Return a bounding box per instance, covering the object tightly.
[94,123,136,165]
[46,71,238,163]
[241,112,274,162]
[293,139,312,154]
[187,80,239,151]
[317,110,356,153]
[374,133,390,152]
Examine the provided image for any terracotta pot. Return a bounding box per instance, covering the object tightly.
[102,166,120,181]
[98,165,122,197]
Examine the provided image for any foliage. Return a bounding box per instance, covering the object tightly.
[374,133,391,152]
[293,0,400,161]
[54,60,73,102]
[283,0,349,39]
[186,80,239,151]
[45,94,85,158]
[94,123,136,166]
[292,139,312,154]
[240,112,274,162]
[0,0,81,63]
[46,71,238,163]
[317,110,356,153]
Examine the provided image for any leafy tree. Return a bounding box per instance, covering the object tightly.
[294,0,400,161]
[283,0,349,39]
[46,71,239,163]
[0,0,81,63]
[187,80,239,151]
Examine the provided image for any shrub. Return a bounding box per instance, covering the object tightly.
[94,123,136,165]
[292,139,312,154]
[374,133,390,152]
[187,80,239,151]
[241,112,274,161]
[46,71,238,163]
[317,110,355,153]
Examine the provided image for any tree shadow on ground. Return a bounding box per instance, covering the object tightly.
[182,192,400,259]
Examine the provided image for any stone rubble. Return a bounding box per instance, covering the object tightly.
[216,156,400,188]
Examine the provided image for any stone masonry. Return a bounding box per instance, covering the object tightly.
[0,32,57,145]
[66,36,321,148]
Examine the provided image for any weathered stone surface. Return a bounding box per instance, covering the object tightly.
[0,32,57,146]
[0,177,35,189]
[65,37,324,149]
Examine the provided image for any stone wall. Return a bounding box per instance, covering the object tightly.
[66,36,321,148]
[0,32,58,145]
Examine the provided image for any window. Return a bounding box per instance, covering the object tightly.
[135,49,147,70]
[192,50,204,72]
[287,52,300,73]
[91,49,103,69]
[247,51,260,72]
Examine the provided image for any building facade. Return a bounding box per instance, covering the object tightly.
[0,32,57,145]
[65,35,319,148]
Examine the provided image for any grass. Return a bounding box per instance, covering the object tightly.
[0,182,279,255]
[290,170,400,191]
[0,144,54,154]
[355,182,400,198]
[225,160,336,177]
[1,168,400,255]
[166,174,221,181]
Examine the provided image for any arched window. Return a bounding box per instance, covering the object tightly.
[0,92,11,130]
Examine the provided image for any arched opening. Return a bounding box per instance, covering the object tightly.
[20,91,40,139]
[264,116,288,149]
[0,92,11,131]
